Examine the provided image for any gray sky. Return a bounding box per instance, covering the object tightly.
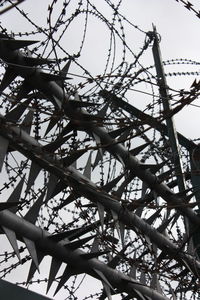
[0,1,200,299]
[2,0,200,140]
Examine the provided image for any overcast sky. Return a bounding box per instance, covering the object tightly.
[1,0,200,141]
[0,1,200,299]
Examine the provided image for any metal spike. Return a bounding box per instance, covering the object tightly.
[56,60,72,86]
[144,234,153,252]
[93,149,104,169]
[169,211,182,230]
[140,161,167,174]
[105,235,119,245]
[7,175,25,213]
[21,109,34,134]
[81,250,109,260]
[26,250,44,283]
[83,152,92,179]
[135,204,144,218]
[81,203,96,208]
[1,39,38,50]
[50,180,68,198]
[119,279,146,300]
[54,265,79,296]
[116,154,125,167]
[65,220,103,241]
[74,92,80,102]
[0,136,9,172]
[102,282,112,300]
[92,133,104,168]
[26,161,41,192]
[2,226,20,260]
[90,237,100,253]
[55,192,78,210]
[129,264,136,279]
[140,270,146,284]
[45,113,60,136]
[0,67,17,92]
[62,149,87,167]
[49,94,62,110]
[68,100,97,109]
[150,273,162,294]
[141,181,148,198]
[97,102,110,118]
[130,290,146,300]
[45,174,58,203]
[117,127,132,144]
[146,208,162,225]
[66,235,95,250]
[111,210,118,222]
[48,227,85,243]
[109,126,131,139]
[191,79,197,88]
[0,201,19,211]
[157,214,175,233]
[153,191,159,206]
[150,273,157,289]
[182,258,195,275]
[16,81,32,101]
[46,257,62,293]
[119,222,125,247]
[41,72,69,82]
[68,228,90,241]
[111,211,121,239]
[93,269,114,291]
[24,56,54,66]
[23,237,39,270]
[7,176,25,203]
[59,121,74,137]
[0,33,10,39]
[185,190,199,203]
[169,285,177,300]
[24,191,44,224]
[60,60,71,76]
[97,202,104,231]
[120,295,135,300]
[102,173,124,192]
[99,289,108,300]
[5,99,30,122]
[175,187,194,198]
[114,174,133,198]
[43,133,73,153]
[107,243,129,270]
[130,142,151,156]
[93,132,101,146]
[187,238,195,255]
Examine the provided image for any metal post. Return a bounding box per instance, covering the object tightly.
[151,26,186,193]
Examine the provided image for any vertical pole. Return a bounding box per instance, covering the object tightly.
[190,146,200,209]
[151,26,186,193]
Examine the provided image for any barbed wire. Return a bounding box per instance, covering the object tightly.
[0,1,199,300]
[175,0,200,18]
